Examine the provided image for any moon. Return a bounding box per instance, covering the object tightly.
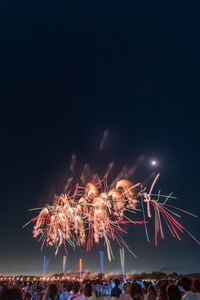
[151,160,157,166]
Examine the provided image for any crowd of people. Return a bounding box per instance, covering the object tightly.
[0,277,200,300]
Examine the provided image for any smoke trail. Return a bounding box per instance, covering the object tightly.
[126,155,144,177]
[80,164,91,184]
[64,177,74,192]
[70,154,76,172]
[104,162,114,179]
[99,129,109,150]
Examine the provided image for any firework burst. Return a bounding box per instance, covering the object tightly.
[24,172,199,261]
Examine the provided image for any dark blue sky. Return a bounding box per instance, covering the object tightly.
[0,1,200,275]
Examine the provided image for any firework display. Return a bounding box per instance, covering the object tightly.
[24,172,199,261]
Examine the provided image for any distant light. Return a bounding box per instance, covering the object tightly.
[151,160,157,166]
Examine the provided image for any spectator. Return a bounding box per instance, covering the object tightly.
[120,282,132,300]
[111,279,122,298]
[131,282,144,300]
[181,278,200,300]
[60,281,73,300]
[193,280,200,294]
[68,281,86,300]
[147,285,156,300]
[84,282,96,300]
[167,284,182,300]
[42,283,58,300]
[0,286,23,300]
[158,283,168,300]
[24,292,32,300]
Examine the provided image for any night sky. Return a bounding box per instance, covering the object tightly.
[0,1,200,276]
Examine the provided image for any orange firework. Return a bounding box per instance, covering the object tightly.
[25,172,199,261]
